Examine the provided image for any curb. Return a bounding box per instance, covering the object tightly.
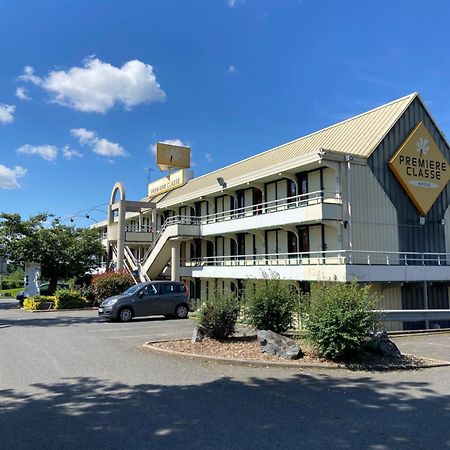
[143,342,342,369]
[142,341,450,371]
[28,307,98,313]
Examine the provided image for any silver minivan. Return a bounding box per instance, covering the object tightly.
[98,281,190,322]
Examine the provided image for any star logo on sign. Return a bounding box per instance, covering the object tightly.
[416,137,430,157]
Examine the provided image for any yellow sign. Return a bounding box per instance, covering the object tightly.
[147,169,193,197]
[388,122,449,215]
[156,142,190,171]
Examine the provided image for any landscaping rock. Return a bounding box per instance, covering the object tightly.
[257,330,302,360]
[369,331,402,358]
[192,326,205,343]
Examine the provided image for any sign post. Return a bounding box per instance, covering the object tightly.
[24,262,41,298]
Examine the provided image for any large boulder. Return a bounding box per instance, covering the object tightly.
[257,330,302,360]
[368,331,402,358]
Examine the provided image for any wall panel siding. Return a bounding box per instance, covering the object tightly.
[322,167,336,193]
[309,226,322,252]
[351,164,399,253]
[266,183,276,203]
[445,205,450,254]
[278,231,288,254]
[367,97,450,253]
[324,225,338,251]
[308,171,321,192]
[372,284,403,331]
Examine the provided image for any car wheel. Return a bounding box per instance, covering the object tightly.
[175,304,189,319]
[118,307,133,322]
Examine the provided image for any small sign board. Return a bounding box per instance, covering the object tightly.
[147,169,193,197]
[24,262,41,298]
[156,142,191,171]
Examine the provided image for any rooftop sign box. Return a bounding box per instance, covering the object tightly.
[156,142,191,171]
[388,122,449,215]
[147,169,193,197]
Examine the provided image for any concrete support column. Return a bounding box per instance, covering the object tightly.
[424,281,429,330]
[116,200,126,270]
[171,240,181,281]
[151,208,157,236]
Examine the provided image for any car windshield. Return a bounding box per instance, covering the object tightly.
[121,285,142,296]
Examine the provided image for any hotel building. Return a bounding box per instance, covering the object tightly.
[94,93,450,331]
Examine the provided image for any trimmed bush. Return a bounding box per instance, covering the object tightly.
[54,289,87,309]
[306,281,378,360]
[23,296,56,310]
[243,274,295,334]
[92,270,134,302]
[197,292,240,340]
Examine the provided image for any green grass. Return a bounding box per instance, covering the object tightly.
[0,287,22,298]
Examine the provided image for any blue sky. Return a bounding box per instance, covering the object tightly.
[1,0,450,225]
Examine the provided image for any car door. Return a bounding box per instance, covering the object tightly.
[140,283,162,316]
[160,283,187,315]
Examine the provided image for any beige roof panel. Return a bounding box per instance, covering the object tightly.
[157,93,417,208]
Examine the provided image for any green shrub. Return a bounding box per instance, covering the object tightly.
[198,292,240,340]
[92,270,134,302]
[54,289,87,309]
[23,296,56,310]
[306,281,378,360]
[243,274,295,333]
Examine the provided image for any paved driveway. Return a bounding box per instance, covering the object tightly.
[1,298,450,449]
[393,333,450,362]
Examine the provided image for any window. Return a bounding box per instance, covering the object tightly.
[298,227,309,253]
[162,283,185,294]
[143,284,158,296]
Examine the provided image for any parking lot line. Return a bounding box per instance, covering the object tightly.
[108,333,173,339]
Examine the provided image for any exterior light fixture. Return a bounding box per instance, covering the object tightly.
[419,217,426,225]
[217,177,227,188]
[441,218,446,226]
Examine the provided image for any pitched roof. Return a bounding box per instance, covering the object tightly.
[156,93,418,207]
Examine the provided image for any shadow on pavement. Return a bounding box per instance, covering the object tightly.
[1,374,449,449]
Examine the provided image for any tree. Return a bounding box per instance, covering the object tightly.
[0,213,104,294]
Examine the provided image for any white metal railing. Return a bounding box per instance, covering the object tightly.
[200,190,340,224]
[125,224,153,233]
[184,250,450,267]
[140,190,340,263]
[124,245,150,282]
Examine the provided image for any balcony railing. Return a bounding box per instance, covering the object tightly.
[185,250,450,267]
[199,190,341,224]
[125,224,153,233]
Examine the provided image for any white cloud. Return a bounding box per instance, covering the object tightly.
[150,139,188,155]
[227,0,244,7]
[62,145,82,159]
[71,127,126,157]
[19,66,43,85]
[0,164,27,189]
[70,128,97,145]
[227,65,236,74]
[0,104,15,124]
[16,87,30,101]
[205,152,213,163]
[92,138,125,157]
[17,144,58,161]
[20,57,166,113]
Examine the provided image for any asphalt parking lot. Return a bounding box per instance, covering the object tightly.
[2,298,450,449]
[393,333,450,362]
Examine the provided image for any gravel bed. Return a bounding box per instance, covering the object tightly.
[151,336,437,371]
